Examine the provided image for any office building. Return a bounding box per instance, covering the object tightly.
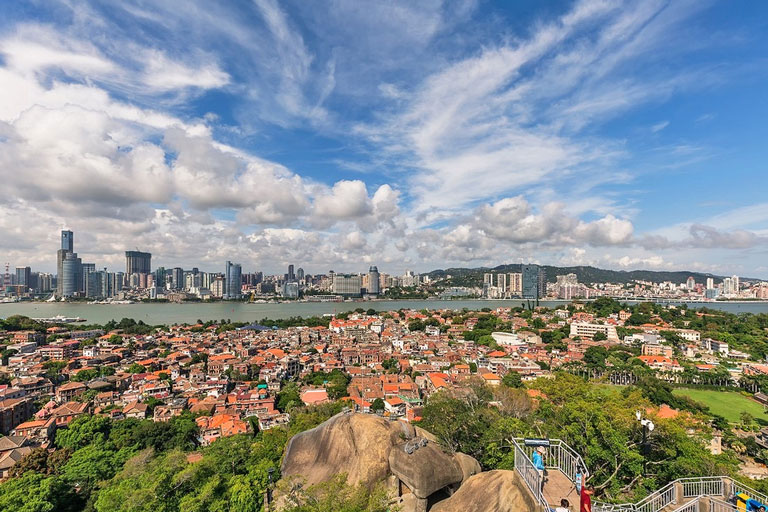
[125,251,152,275]
[297,267,305,283]
[287,264,295,282]
[61,230,73,252]
[171,268,184,290]
[57,229,78,297]
[332,274,363,297]
[15,267,31,290]
[367,266,380,295]
[82,262,96,292]
[283,281,299,298]
[522,264,545,299]
[224,261,242,299]
[61,252,83,297]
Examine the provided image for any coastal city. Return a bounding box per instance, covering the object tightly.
[3,1,768,511]
[3,230,768,305]
[3,297,768,505]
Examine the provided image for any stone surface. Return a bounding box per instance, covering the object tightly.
[281,411,402,489]
[388,441,463,499]
[430,470,538,512]
[280,411,486,510]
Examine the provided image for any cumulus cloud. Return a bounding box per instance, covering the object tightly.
[473,196,633,247]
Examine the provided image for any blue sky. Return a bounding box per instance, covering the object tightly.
[1,0,767,277]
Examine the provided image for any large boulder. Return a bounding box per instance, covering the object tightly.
[281,411,403,488]
[280,411,484,511]
[430,470,538,512]
[388,441,463,499]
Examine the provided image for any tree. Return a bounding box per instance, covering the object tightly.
[55,414,111,451]
[277,383,301,412]
[128,363,146,374]
[501,371,523,389]
[593,331,607,342]
[370,398,385,412]
[584,346,609,368]
[0,472,78,512]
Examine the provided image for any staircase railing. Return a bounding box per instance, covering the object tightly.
[511,438,547,508]
[593,476,765,512]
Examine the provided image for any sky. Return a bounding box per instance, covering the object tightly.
[1,0,768,277]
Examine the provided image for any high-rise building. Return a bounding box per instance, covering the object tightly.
[509,273,523,295]
[283,281,299,298]
[686,276,695,290]
[332,274,363,297]
[522,264,545,299]
[224,261,242,299]
[297,267,305,283]
[287,264,295,282]
[81,262,96,292]
[496,273,507,292]
[125,251,152,275]
[61,252,82,297]
[57,229,78,296]
[38,273,53,293]
[15,267,31,290]
[171,268,184,290]
[367,266,380,295]
[61,230,73,252]
[706,277,714,290]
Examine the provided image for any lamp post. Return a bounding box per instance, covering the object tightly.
[635,411,655,476]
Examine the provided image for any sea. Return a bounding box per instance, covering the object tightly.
[1,299,768,325]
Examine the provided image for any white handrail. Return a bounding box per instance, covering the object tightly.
[592,476,761,512]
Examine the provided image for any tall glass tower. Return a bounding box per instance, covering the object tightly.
[225,261,242,299]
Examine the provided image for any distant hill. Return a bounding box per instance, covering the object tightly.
[426,264,739,286]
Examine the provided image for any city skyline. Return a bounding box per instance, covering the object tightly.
[2,2,768,277]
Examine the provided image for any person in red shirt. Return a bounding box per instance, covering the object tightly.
[580,486,593,512]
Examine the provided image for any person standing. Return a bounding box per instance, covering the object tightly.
[580,486,593,512]
[533,446,547,495]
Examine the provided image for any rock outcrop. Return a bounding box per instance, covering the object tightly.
[430,470,538,512]
[280,411,482,511]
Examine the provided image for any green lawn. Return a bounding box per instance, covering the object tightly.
[672,388,768,423]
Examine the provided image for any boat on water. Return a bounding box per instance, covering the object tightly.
[32,315,87,323]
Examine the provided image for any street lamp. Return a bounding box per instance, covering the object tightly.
[635,411,655,476]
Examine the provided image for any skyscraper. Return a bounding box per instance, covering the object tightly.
[61,251,82,297]
[57,229,81,297]
[125,251,152,275]
[367,266,380,295]
[171,267,184,290]
[61,230,73,252]
[522,264,545,299]
[224,261,242,299]
[297,267,305,283]
[288,264,295,281]
[15,267,31,289]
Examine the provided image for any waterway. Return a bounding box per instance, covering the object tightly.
[1,299,768,325]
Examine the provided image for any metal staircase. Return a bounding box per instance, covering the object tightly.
[512,440,765,512]
[512,438,589,510]
[591,476,766,512]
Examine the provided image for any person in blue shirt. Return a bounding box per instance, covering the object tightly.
[746,498,766,512]
[533,446,547,494]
